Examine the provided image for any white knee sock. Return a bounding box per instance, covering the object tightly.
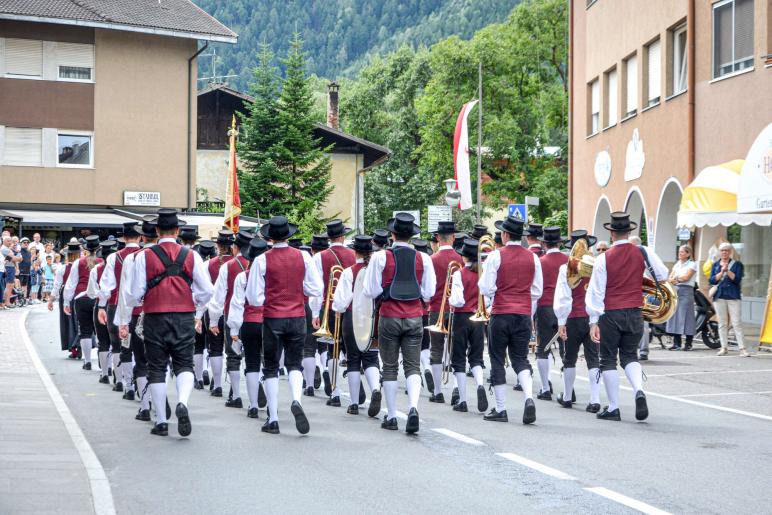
[211,356,223,388]
[98,352,109,376]
[471,365,483,387]
[420,349,430,370]
[383,380,398,419]
[112,353,121,373]
[563,367,576,399]
[517,370,533,400]
[455,372,467,403]
[150,383,167,423]
[494,384,507,412]
[288,370,303,403]
[229,371,241,399]
[136,376,150,410]
[176,371,194,406]
[193,354,203,381]
[588,368,601,404]
[320,351,327,369]
[302,357,316,389]
[536,358,550,392]
[406,374,421,409]
[122,362,133,389]
[431,364,442,394]
[80,338,92,364]
[347,371,361,406]
[364,366,380,393]
[624,362,643,393]
[246,372,259,409]
[602,370,620,411]
[265,377,279,422]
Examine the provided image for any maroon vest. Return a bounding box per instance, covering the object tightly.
[96,263,105,284]
[539,252,569,307]
[108,246,140,305]
[380,249,425,318]
[62,263,73,287]
[528,245,544,257]
[570,276,589,319]
[208,255,232,284]
[242,269,264,324]
[263,247,306,318]
[142,242,196,314]
[429,248,462,312]
[321,246,356,300]
[224,255,249,316]
[76,258,102,296]
[491,245,535,316]
[456,267,479,313]
[604,243,645,311]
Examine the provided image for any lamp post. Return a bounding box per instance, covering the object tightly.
[444,178,460,208]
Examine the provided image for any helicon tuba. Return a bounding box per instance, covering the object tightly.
[566,237,595,289]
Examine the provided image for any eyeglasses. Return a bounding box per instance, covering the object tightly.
[597,247,608,252]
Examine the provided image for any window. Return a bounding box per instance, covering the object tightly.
[588,79,599,135]
[671,24,687,95]
[57,132,93,167]
[623,54,638,116]
[4,38,42,77]
[604,68,618,127]
[713,0,754,78]
[646,39,661,106]
[3,128,42,167]
[56,43,94,82]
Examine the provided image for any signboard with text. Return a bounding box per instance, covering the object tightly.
[124,191,161,207]
[427,205,453,233]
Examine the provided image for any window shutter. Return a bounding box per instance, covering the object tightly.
[56,42,94,68]
[4,128,42,166]
[713,2,733,76]
[626,56,637,114]
[591,80,599,115]
[5,38,42,77]
[647,40,661,103]
[733,0,754,62]
[607,69,618,126]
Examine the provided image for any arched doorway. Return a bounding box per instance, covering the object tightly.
[592,196,612,244]
[654,179,683,265]
[624,188,646,243]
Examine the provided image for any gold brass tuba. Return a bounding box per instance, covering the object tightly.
[313,265,344,339]
[470,235,496,323]
[642,278,678,324]
[566,237,595,289]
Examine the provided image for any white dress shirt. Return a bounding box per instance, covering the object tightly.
[477,241,543,316]
[86,266,101,300]
[63,258,89,303]
[50,265,66,301]
[208,253,247,326]
[585,240,669,324]
[448,266,491,309]
[227,270,249,335]
[244,243,324,309]
[97,243,140,308]
[552,264,573,326]
[332,261,361,313]
[362,242,436,302]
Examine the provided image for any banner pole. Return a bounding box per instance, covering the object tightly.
[476,61,483,224]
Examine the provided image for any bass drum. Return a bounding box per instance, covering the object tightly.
[351,269,374,352]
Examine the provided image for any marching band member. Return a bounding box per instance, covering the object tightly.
[245,216,324,435]
[586,212,667,421]
[49,241,81,357]
[208,229,254,409]
[494,231,503,249]
[303,234,330,394]
[207,230,235,397]
[448,238,488,413]
[372,229,389,251]
[332,235,381,416]
[312,220,355,407]
[89,240,117,383]
[363,213,436,434]
[123,209,213,437]
[227,238,269,418]
[427,221,462,402]
[525,223,544,257]
[470,224,490,241]
[63,235,103,371]
[453,232,466,253]
[534,227,569,401]
[194,240,217,389]
[553,230,601,411]
[478,216,542,424]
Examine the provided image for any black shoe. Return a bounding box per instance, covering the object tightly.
[209,379,214,391]
[82,362,92,371]
[477,385,488,413]
[683,344,692,351]
[194,380,203,390]
[635,391,649,421]
[123,390,135,401]
[225,397,243,408]
[304,386,315,397]
[513,383,523,391]
[202,370,210,385]
[483,408,508,422]
[405,408,419,434]
[522,398,536,425]
[211,387,223,398]
[466,370,473,377]
[165,399,172,420]
[261,420,280,434]
[549,380,553,393]
[326,396,341,407]
[639,354,649,361]
[368,390,382,418]
[150,423,168,436]
[247,407,259,419]
[113,382,123,392]
[429,392,445,403]
[572,389,577,403]
[98,375,110,384]
[451,387,459,406]
[667,345,681,351]
[453,401,468,412]
[176,403,191,437]
[347,404,359,415]
[586,403,601,413]
[359,382,366,405]
[258,382,267,408]
[314,367,322,389]
[597,407,621,421]
[381,415,398,430]
[423,369,435,393]
[291,401,310,434]
[536,390,552,401]
[135,409,150,421]
[323,371,332,397]
[557,393,573,408]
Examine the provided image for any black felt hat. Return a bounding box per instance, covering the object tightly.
[99,239,117,258]
[471,224,490,240]
[495,216,526,238]
[197,240,217,259]
[429,233,438,243]
[435,220,456,235]
[525,223,543,238]
[84,235,100,251]
[179,226,198,243]
[494,231,502,246]
[603,212,638,232]
[259,216,298,241]
[310,234,330,251]
[234,229,254,249]
[288,238,303,249]
[325,219,351,239]
[460,238,479,260]
[412,238,432,255]
[247,238,269,260]
[386,213,420,237]
[372,229,390,247]
[64,241,81,255]
[538,226,569,244]
[122,222,141,238]
[453,232,467,250]
[156,208,185,229]
[140,217,158,238]
[216,230,235,246]
[569,230,598,248]
[349,235,374,254]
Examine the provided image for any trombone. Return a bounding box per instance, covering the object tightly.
[470,235,496,323]
[313,265,344,339]
[427,261,463,384]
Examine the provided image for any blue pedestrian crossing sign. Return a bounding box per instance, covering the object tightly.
[508,204,527,221]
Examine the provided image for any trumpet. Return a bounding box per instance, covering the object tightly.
[313,265,344,339]
[469,235,496,323]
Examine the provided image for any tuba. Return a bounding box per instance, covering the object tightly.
[470,235,496,323]
[566,238,595,289]
[642,278,678,324]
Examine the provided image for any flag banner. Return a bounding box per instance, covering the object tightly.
[453,99,478,211]
[224,115,241,232]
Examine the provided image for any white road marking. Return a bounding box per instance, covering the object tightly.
[645,368,772,377]
[431,428,485,446]
[585,487,672,515]
[675,390,772,398]
[19,310,116,515]
[495,452,576,480]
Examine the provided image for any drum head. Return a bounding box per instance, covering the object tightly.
[352,271,374,352]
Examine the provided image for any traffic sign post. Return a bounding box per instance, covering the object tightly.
[427,205,453,233]
[507,204,527,221]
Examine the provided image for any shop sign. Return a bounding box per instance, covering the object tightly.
[594,150,611,187]
[738,123,772,214]
[624,128,645,182]
[677,227,691,241]
[124,191,161,207]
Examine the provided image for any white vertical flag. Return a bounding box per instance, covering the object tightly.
[453,100,478,211]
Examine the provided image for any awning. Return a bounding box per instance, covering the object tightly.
[677,160,772,228]
[738,123,772,214]
[5,209,138,229]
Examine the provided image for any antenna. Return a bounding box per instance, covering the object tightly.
[197,48,238,85]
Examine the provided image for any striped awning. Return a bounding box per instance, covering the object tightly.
[678,160,772,227]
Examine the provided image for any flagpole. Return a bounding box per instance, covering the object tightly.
[476,61,482,223]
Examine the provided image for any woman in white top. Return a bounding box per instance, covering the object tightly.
[666,244,698,350]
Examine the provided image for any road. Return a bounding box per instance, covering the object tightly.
[13,305,772,514]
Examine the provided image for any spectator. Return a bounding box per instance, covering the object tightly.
[710,242,748,357]
[30,233,46,255]
[2,236,22,308]
[42,254,55,301]
[666,244,697,350]
[29,260,42,303]
[18,238,32,299]
[595,240,609,255]
[44,242,55,262]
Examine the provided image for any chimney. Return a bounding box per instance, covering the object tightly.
[326,81,339,130]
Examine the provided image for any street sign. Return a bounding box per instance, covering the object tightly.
[525,196,540,207]
[507,203,527,221]
[677,227,691,241]
[124,191,161,207]
[427,205,453,233]
[393,210,421,225]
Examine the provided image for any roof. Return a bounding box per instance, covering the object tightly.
[0,0,237,43]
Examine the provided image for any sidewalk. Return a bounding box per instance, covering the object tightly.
[0,307,94,515]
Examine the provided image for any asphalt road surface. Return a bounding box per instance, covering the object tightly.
[23,307,772,514]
